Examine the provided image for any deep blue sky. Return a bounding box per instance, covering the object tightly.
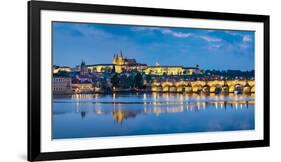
[53,22,255,70]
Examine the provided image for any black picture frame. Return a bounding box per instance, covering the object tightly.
[28,0,270,161]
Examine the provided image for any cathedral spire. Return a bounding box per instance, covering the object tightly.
[80,60,87,75]
[120,50,123,58]
[81,60,85,66]
[113,53,118,64]
[155,61,160,66]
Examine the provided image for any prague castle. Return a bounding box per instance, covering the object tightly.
[54,51,201,75]
[112,51,148,73]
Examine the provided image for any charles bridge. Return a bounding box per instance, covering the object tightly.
[149,80,255,94]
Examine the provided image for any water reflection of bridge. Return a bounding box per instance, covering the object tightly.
[70,93,255,125]
[150,80,254,94]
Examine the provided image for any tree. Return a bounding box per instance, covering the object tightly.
[145,75,152,84]
[97,78,110,92]
[104,67,112,73]
[111,73,120,88]
[127,75,135,88]
[119,75,130,89]
[134,72,144,89]
[112,65,116,73]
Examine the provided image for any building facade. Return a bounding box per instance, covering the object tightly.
[85,51,201,75]
[53,66,72,74]
[72,83,95,93]
[144,64,200,76]
[53,77,72,94]
[87,64,114,73]
[112,51,148,73]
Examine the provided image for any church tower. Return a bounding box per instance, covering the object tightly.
[117,50,124,65]
[113,53,118,65]
[80,60,88,75]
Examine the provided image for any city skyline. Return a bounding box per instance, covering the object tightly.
[52,22,256,140]
[53,22,255,70]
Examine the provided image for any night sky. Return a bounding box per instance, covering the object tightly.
[53,22,255,71]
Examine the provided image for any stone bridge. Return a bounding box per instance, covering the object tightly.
[149,80,255,94]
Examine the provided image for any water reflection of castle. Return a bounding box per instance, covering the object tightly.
[112,111,138,125]
[73,99,254,125]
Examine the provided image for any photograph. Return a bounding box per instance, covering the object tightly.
[52,22,256,139]
[28,1,270,160]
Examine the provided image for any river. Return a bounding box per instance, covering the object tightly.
[52,93,255,139]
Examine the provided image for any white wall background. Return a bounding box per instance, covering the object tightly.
[0,0,279,161]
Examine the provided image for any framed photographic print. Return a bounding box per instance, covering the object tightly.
[28,0,270,161]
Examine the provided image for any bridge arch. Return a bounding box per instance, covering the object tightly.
[162,85,169,92]
[243,86,251,94]
[202,84,210,94]
[161,82,172,92]
[184,82,193,93]
[222,85,229,94]
[151,85,162,92]
[192,84,202,93]
[210,84,223,94]
[175,81,186,92]
[234,84,243,94]
[170,85,177,92]
[243,82,251,94]
[251,86,255,93]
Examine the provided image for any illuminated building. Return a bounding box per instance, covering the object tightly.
[53,76,72,94]
[87,64,114,73]
[112,51,147,73]
[144,62,200,76]
[72,83,95,93]
[85,51,200,75]
[53,65,72,74]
